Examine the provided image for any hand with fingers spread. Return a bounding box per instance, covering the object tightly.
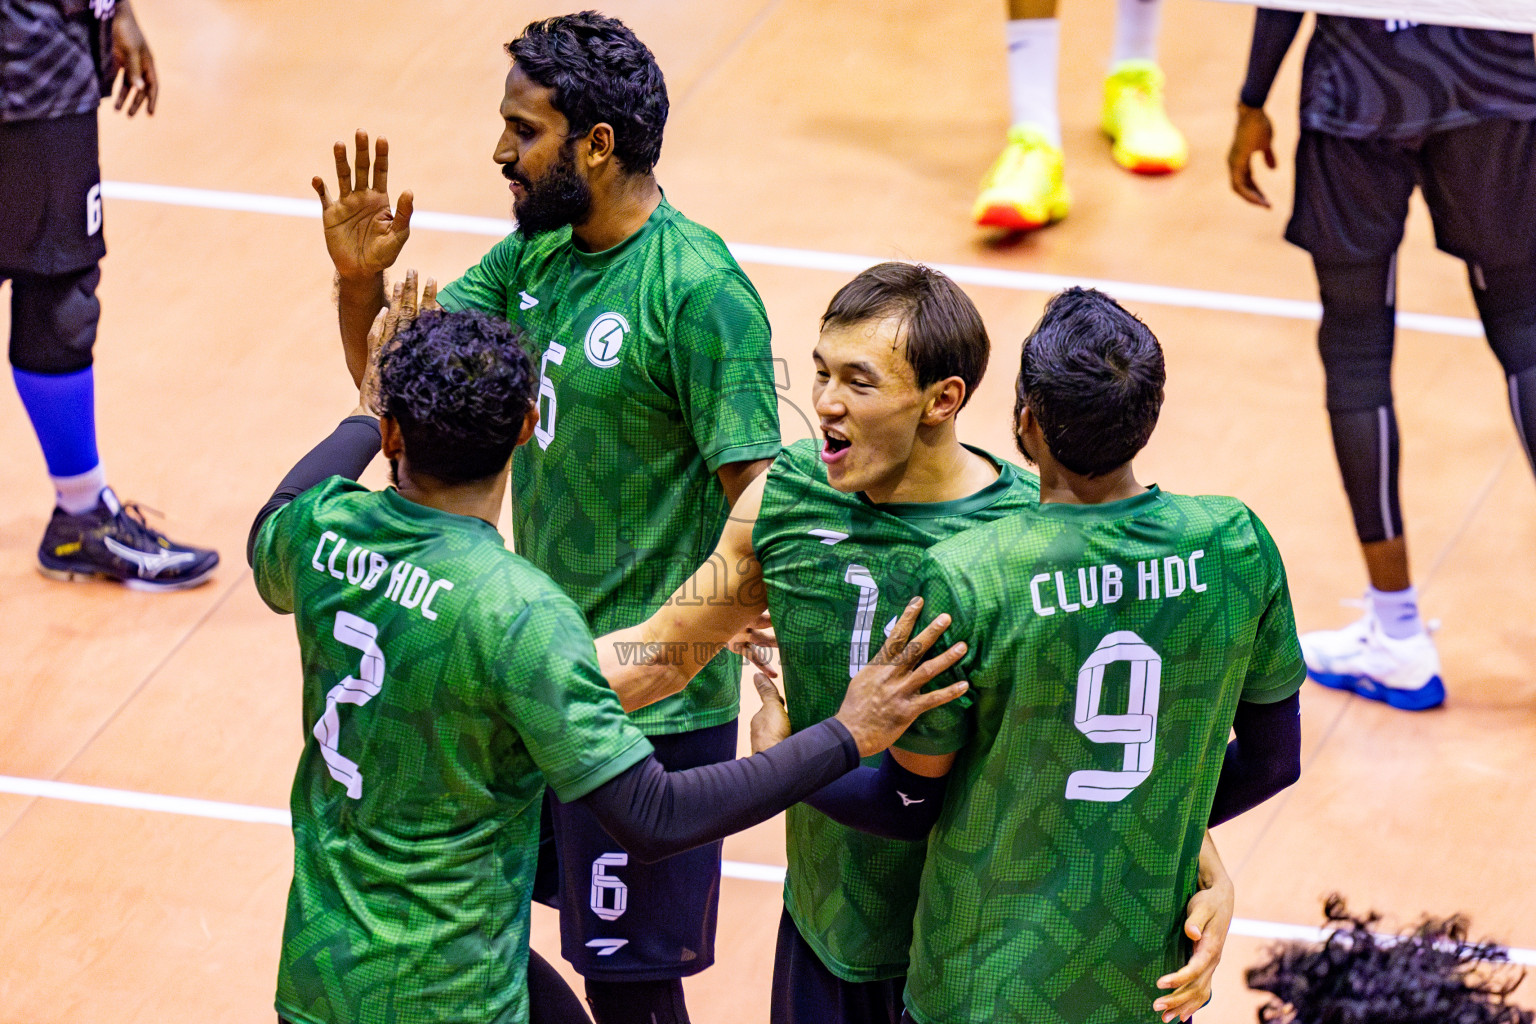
[1228,104,1277,208]
[1152,831,1234,1022]
[834,598,968,759]
[108,0,158,117]
[314,131,416,283]
[749,672,791,754]
[355,271,437,417]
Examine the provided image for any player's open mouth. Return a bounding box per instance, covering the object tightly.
[821,430,851,464]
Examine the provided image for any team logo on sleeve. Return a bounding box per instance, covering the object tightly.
[584,312,629,368]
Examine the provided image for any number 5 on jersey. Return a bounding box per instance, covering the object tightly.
[314,611,387,799]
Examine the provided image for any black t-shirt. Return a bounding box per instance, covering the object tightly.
[1301,17,1536,139]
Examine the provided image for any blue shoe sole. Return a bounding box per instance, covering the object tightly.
[1307,668,1445,711]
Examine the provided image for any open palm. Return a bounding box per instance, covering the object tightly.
[313,131,414,279]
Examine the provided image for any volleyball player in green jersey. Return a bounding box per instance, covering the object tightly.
[311,15,780,1022]
[597,266,1235,1024]
[248,285,968,1024]
[809,287,1305,1024]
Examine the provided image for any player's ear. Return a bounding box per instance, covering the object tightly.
[921,377,967,427]
[584,123,615,169]
[514,405,539,448]
[379,416,406,461]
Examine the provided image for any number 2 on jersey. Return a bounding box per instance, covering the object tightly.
[534,341,566,450]
[1065,630,1161,803]
[314,611,387,799]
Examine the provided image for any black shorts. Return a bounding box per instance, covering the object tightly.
[1287,118,1536,267]
[550,718,737,981]
[0,111,106,276]
[772,906,904,1024]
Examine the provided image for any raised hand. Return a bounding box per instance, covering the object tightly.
[109,0,158,117]
[1228,104,1277,208]
[356,270,436,416]
[834,598,968,758]
[314,131,415,281]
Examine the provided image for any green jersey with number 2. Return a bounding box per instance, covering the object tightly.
[252,479,654,1024]
[439,198,782,735]
[899,487,1305,1024]
[752,439,1039,982]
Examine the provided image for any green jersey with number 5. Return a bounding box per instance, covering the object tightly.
[438,198,782,735]
[899,487,1305,1024]
[751,439,1038,982]
[252,478,654,1024]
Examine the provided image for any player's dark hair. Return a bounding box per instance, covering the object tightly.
[378,310,538,484]
[821,262,990,409]
[1247,895,1533,1024]
[507,12,668,176]
[1014,286,1164,476]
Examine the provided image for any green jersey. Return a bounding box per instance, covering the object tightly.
[252,479,654,1024]
[439,198,782,735]
[751,440,1039,982]
[901,487,1305,1024]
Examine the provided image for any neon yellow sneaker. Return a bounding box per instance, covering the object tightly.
[972,124,1070,231]
[1101,59,1187,175]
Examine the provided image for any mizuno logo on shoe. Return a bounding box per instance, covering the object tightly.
[897,791,925,807]
[103,536,199,577]
[519,291,539,310]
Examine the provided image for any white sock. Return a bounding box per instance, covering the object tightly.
[1112,0,1163,66]
[1368,585,1424,640]
[1006,18,1062,146]
[53,464,107,515]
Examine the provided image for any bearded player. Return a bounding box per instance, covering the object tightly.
[312,14,781,1024]
[248,282,968,1024]
[801,287,1304,1024]
[599,265,1235,1024]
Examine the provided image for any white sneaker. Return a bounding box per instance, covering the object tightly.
[1301,609,1445,711]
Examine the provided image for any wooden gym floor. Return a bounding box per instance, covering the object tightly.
[1,1,1532,1021]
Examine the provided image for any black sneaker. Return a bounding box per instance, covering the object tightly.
[37,487,219,592]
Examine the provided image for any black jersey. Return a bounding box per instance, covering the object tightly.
[1301,17,1536,139]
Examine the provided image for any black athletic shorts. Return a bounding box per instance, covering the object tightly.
[0,111,106,276]
[1286,118,1536,267]
[772,906,904,1024]
[550,718,737,981]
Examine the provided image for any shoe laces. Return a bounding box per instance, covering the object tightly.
[1342,596,1442,636]
[106,500,169,549]
[1111,66,1165,107]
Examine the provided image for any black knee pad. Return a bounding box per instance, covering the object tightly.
[8,264,101,375]
[1314,259,1397,413]
[1468,261,1536,377]
[585,978,689,1024]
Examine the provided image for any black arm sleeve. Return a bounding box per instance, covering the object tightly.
[246,415,381,566]
[578,719,859,863]
[1208,691,1302,826]
[1240,8,1305,109]
[802,751,949,842]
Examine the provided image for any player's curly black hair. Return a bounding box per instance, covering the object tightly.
[1247,895,1534,1024]
[508,12,668,176]
[377,309,538,484]
[1014,286,1165,476]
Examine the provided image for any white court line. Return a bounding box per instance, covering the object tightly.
[100,181,1484,339]
[3,773,1531,965]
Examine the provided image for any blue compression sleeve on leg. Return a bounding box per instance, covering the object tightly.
[12,366,100,477]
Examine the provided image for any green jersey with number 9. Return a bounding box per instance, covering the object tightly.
[438,197,782,736]
[252,478,654,1024]
[899,487,1305,1024]
[751,439,1038,982]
